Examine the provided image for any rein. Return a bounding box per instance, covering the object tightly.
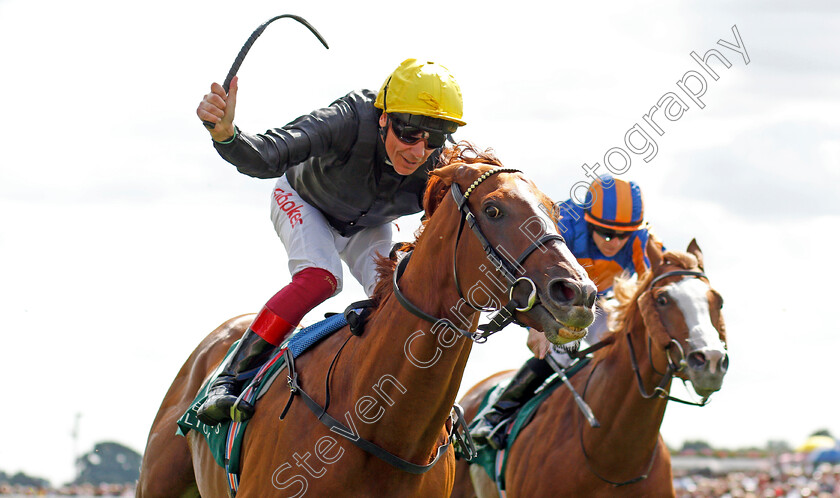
[279,167,549,476]
[627,269,710,407]
[578,362,660,487]
[393,168,565,342]
[577,268,709,487]
[393,253,476,340]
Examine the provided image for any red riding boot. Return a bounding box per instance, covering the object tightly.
[196,267,337,425]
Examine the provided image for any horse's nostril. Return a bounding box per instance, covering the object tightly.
[687,352,706,369]
[561,283,576,301]
[549,279,598,307]
[550,280,577,303]
[721,355,729,372]
[585,291,597,309]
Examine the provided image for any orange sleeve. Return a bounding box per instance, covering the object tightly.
[579,258,625,293]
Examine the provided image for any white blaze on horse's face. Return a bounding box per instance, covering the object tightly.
[667,278,727,374]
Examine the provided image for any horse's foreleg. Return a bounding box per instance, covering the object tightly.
[469,464,500,498]
[137,404,198,497]
[189,431,233,498]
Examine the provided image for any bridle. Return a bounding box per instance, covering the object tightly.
[285,167,563,475]
[628,268,710,407]
[278,168,570,478]
[393,167,565,342]
[577,268,713,487]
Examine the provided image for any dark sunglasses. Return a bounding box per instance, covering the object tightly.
[591,225,632,241]
[390,117,447,149]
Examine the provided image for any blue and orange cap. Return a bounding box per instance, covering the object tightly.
[584,175,644,231]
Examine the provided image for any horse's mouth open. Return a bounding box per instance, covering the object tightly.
[525,303,592,345]
[545,324,588,345]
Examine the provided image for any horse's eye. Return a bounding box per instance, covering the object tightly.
[484,205,502,218]
[656,295,669,306]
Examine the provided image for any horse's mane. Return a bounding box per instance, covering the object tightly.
[368,142,503,308]
[607,250,700,333]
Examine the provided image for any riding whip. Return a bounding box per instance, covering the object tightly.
[202,14,330,129]
[545,354,601,428]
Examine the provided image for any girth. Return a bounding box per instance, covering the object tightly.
[279,348,475,474]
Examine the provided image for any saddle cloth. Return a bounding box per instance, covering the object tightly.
[467,357,590,492]
[176,313,349,473]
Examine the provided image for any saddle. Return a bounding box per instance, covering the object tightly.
[177,298,472,497]
[176,312,354,495]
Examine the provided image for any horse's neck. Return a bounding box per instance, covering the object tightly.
[580,304,670,454]
[352,236,477,463]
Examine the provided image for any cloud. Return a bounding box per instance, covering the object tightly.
[665,120,840,221]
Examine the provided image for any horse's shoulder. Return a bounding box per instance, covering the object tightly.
[193,314,254,357]
[171,314,256,395]
[139,315,257,497]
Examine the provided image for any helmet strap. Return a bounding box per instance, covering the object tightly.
[379,115,389,143]
[382,76,392,113]
[379,77,393,144]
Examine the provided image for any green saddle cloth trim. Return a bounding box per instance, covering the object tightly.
[175,340,289,471]
[471,357,590,491]
[174,313,349,476]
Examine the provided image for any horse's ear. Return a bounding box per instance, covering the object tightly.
[646,236,663,273]
[423,166,457,217]
[424,162,466,216]
[686,238,704,270]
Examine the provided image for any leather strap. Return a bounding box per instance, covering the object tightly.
[392,254,477,340]
[282,349,451,474]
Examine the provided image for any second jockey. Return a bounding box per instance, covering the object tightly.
[471,175,665,449]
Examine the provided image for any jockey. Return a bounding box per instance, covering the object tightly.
[195,59,466,425]
[471,175,664,449]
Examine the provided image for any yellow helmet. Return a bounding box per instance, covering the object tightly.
[374,59,466,129]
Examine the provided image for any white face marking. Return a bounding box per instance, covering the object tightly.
[667,278,727,372]
[515,179,557,231]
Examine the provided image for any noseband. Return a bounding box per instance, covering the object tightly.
[393,168,565,342]
[628,269,710,407]
[450,169,563,309]
[579,268,710,487]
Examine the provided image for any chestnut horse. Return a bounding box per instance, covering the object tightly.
[137,145,598,497]
[451,240,728,498]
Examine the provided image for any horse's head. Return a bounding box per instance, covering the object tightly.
[419,145,597,344]
[636,239,729,398]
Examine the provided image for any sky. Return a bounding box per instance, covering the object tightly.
[1,0,839,487]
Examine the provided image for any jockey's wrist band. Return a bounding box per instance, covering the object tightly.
[214,126,238,145]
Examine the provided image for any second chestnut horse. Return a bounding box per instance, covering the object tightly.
[452,240,728,497]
